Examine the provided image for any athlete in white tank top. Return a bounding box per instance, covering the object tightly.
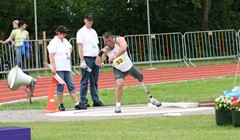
[107,43,132,72]
[95,32,162,113]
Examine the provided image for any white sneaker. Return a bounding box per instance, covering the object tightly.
[115,106,121,113]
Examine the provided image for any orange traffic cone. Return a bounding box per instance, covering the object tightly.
[44,85,58,113]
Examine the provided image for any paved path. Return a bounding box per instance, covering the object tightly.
[0,104,215,122]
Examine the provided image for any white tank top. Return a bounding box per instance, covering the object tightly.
[107,43,132,72]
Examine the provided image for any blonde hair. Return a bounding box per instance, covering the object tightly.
[12,20,19,29]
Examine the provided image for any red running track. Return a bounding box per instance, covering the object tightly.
[0,64,239,103]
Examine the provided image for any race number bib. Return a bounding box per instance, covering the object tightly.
[113,56,126,67]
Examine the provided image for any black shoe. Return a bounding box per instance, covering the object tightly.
[81,103,90,107]
[93,101,105,107]
[86,103,90,107]
[75,102,87,110]
[58,104,65,111]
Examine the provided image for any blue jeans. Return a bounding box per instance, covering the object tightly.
[56,71,76,94]
[15,46,28,74]
[80,57,100,103]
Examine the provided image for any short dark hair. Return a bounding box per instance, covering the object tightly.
[18,20,26,27]
[103,31,113,38]
[55,25,69,33]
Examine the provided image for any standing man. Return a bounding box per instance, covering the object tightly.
[76,13,104,107]
[95,31,162,113]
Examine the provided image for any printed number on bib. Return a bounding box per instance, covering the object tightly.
[113,56,126,67]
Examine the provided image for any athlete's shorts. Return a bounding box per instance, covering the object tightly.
[113,66,143,82]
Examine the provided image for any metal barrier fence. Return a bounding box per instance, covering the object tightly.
[0,29,240,77]
[70,32,184,66]
[238,30,240,56]
[183,29,239,60]
[0,39,51,75]
[124,32,184,64]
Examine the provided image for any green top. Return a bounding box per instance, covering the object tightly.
[11,29,29,47]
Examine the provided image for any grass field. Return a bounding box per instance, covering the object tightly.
[0,76,235,110]
[0,115,239,140]
[0,58,239,140]
[0,76,239,140]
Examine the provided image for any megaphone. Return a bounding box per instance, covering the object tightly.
[7,65,36,90]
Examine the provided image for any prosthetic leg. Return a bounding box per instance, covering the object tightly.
[141,82,162,107]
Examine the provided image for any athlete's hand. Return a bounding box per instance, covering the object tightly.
[108,56,115,63]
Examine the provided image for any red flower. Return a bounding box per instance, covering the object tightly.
[230,97,240,110]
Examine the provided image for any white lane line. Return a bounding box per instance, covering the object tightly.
[46,106,213,117]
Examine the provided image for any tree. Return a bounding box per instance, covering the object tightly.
[202,0,211,30]
[0,0,240,40]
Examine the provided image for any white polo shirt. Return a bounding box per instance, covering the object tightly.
[47,36,72,71]
[76,26,99,57]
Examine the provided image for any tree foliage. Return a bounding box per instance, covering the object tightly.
[0,0,239,40]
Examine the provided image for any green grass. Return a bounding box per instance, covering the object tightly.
[0,76,235,110]
[0,58,239,140]
[0,116,239,140]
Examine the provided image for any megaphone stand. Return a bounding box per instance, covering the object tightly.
[24,79,36,104]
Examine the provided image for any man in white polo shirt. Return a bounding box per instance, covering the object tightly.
[76,13,104,107]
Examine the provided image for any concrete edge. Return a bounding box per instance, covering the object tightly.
[148,102,200,108]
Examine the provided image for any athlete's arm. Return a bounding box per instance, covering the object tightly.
[112,37,128,59]
[95,48,108,65]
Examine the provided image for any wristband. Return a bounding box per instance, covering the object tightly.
[98,51,104,57]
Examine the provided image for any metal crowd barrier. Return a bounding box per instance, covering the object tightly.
[124,32,184,64]
[238,30,240,57]
[0,39,51,76]
[183,29,239,61]
[1,29,240,77]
